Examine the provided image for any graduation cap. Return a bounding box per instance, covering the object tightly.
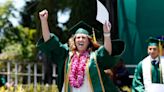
[68,21,125,55]
[68,21,100,39]
[147,37,163,55]
[157,35,164,45]
[146,37,160,46]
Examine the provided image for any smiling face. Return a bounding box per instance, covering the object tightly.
[75,34,90,53]
[147,46,159,59]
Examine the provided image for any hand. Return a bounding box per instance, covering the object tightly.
[39,9,48,21]
[103,21,111,33]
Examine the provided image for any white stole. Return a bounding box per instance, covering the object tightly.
[161,57,164,82]
[142,56,164,92]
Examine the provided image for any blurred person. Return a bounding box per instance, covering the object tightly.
[105,59,131,92]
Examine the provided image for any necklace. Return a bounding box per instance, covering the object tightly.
[69,51,89,88]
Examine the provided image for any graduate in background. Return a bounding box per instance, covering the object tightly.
[132,37,164,92]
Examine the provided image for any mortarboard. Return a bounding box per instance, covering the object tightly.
[146,37,160,46]
[68,21,125,55]
[68,21,100,38]
[157,35,164,45]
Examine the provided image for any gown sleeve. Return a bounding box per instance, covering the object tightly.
[36,33,69,64]
[132,62,144,92]
[96,46,121,69]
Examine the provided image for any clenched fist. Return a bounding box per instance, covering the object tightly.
[39,9,48,21]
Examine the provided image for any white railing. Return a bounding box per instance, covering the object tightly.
[0,61,137,85]
[125,64,137,78]
[0,60,57,86]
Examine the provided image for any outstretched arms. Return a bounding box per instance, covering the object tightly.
[39,9,51,42]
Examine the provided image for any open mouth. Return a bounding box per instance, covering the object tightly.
[78,43,84,47]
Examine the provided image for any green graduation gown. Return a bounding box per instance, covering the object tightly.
[132,56,162,92]
[37,33,121,92]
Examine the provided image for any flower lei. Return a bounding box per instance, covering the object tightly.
[69,51,89,88]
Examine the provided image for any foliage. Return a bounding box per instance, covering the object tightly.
[0,1,37,62]
[0,84,59,92]
[0,26,37,62]
[0,0,14,28]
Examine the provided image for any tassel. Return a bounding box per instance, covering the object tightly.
[158,39,162,56]
[92,28,97,43]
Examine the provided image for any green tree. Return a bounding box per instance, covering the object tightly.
[0,26,37,62]
[0,1,37,62]
[0,1,14,51]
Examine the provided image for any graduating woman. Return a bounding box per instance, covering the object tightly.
[37,9,124,92]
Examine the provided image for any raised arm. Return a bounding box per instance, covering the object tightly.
[39,9,51,42]
[103,21,112,55]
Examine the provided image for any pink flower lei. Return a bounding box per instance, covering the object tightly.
[69,51,89,88]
